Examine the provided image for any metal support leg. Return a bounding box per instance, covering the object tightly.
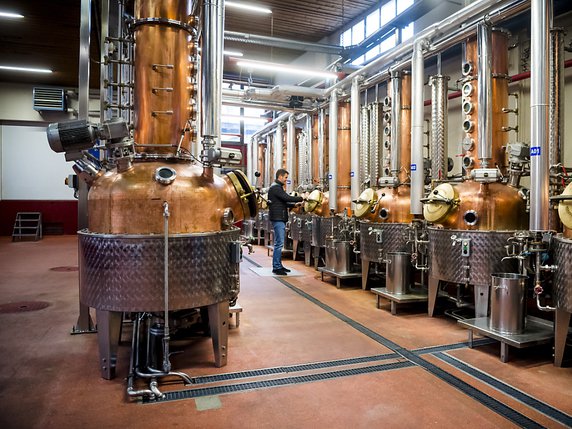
[304,243,311,266]
[390,301,397,315]
[292,240,299,261]
[377,295,382,309]
[474,283,490,318]
[554,308,571,367]
[72,302,96,334]
[208,301,229,368]
[500,342,509,363]
[361,259,370,290]
[336,277,341,289]
[468,330,474,348]
[96,309,122,379]
[428,276,440,317]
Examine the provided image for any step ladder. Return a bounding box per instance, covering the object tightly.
[12,212,43,241]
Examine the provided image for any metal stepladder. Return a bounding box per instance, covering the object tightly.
[12,212,43,241]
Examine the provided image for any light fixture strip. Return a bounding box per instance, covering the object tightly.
[0,11,24,19]
[236,60,337,80]
[225,1,272,14]
[0,65,53,74]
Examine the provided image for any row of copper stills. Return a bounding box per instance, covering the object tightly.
[249,23,571,366]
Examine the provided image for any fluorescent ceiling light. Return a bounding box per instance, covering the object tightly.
[224,50,243,57]
[236,59,338,80]
[0,11,24,19]
[226,1,272,14]
[222,114,268,123]
[0,65,52,73]
[196,49,243,57]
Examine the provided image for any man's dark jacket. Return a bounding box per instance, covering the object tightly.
[268,180,303,222]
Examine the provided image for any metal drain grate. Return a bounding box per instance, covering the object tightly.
[0,301,50,313]
[50,266,79,272]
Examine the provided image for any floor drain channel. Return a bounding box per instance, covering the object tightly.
[0,301,50,313]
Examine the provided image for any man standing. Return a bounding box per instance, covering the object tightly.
[268,169,303,275]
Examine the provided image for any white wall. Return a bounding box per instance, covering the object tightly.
[1,125,75,200]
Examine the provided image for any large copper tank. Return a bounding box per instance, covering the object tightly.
[79,0,255,314]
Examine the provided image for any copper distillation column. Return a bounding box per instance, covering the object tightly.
[47,0,256,398]
[423,24,529,319]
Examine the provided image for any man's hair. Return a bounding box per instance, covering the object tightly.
[276,168,289,179]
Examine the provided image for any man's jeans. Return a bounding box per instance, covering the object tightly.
[272,221,286,270]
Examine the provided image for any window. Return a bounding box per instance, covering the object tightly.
[380,1,396,26]
[396,0,414,14]
[340,0,415,66]
[365,9,380,37]
[351,20,365,45]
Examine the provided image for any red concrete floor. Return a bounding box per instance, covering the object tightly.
[0,237,571,428]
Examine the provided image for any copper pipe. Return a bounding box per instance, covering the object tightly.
[399,72,412,185]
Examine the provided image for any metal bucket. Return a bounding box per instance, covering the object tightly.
[325,238,336,271]
[334,240,352,274]
[490,273,527,334]
[386,252,412,295]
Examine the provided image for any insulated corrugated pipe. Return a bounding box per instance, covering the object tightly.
[410,39,427,216]
[350,78,361,211]
[286,116,295,193]
[306,114,313,188]
[329,91,339,212]
[247,137,254,183]
[530,0,551,232]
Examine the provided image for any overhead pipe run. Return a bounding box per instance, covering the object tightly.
[350,78,361,211]
[410,39,427,216]
[224,30,343,55]
[529,0,551,232]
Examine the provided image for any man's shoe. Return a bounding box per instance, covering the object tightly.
[272,269,288,275]
[280,267,291,272]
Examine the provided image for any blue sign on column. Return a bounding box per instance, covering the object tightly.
[530,147,541,156]
[286,179,291,184]
[410,164,417,171]
[350,171,355,177]
[328,174,333,180]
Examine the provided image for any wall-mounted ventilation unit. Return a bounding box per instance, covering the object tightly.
[33,87,66,111]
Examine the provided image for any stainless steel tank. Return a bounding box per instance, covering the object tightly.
[489,273,527,334]
[386,252,412,295]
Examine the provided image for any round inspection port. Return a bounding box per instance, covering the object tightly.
[464,210,478,226]
[462,120,474,133]
[462,101,474,114]
[384,140,390,149]
[383,96,392,107]
[384,126,391,136]
[463,156,474,168]
[379,208,390,220]
[155,167,177,185]
[384,168,390,176]
[462,61,473,76]
[462,137,474,151]
[383,112,392,122]
[462,82,473,97]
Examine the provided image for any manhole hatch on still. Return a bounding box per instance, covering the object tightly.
[0,301,50,313]
[50,266,79,272]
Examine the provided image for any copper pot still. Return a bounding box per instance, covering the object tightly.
[89,0,255,235]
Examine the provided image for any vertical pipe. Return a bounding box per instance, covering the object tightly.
[306,114,313,188]
[530,0,551,231]
[318,109,325,185]
[286,116,295,193]
[265,135,272,188]
[78,0,91,231]
[477,22,492,167]
[351,78,361,210]
[410,40,426,215]
[247,137,254,183]
[390,72,402,179]
[549,28,564,231]
[201,0,224,151]
[429,75,449,180]
[274,123,284,174]
[329,92,339,212]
